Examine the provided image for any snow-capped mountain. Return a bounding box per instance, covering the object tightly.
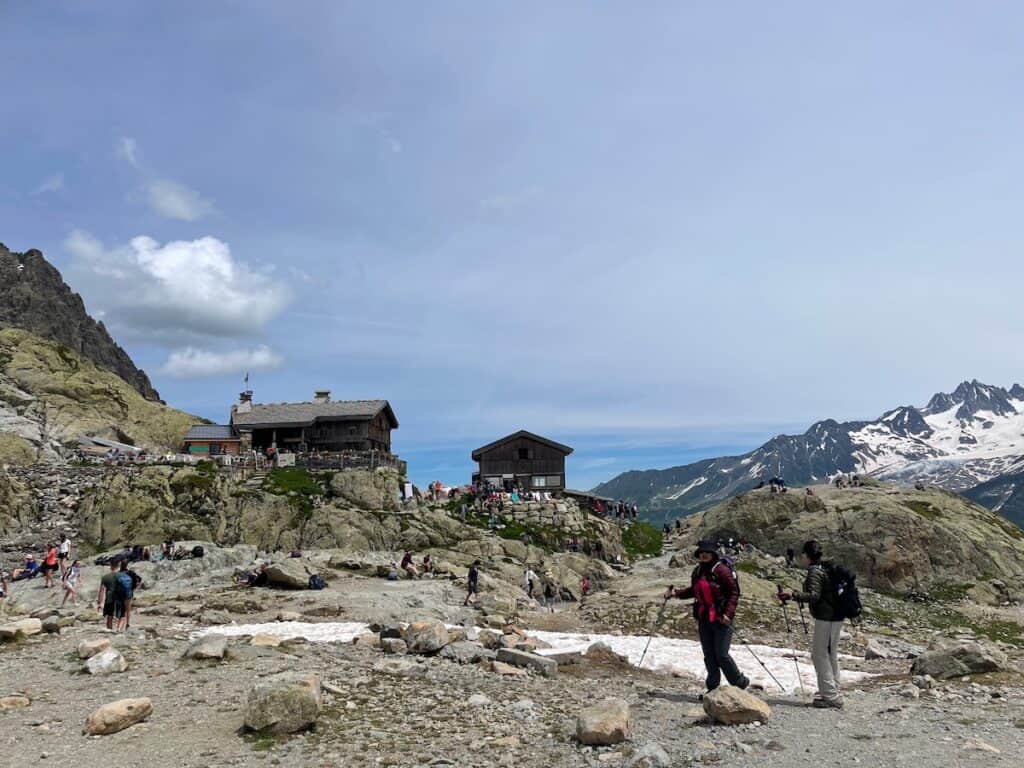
[593,380,1024,526]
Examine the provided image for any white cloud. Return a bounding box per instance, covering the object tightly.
[160,345,283,378]
[147,179,216,221]
[64,230,292,340]
[116,136,139,168]
[31,173,64,195]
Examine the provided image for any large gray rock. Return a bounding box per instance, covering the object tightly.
[440,641,496,665]
[576,698,631,746]
[625,743,672,768]
[186,634,228,660]
[77,638,111,659]
[0,618,42,641]
[85,648,127,675]
[910,642,1009,679]
[243,672,321,734]
[83,698,153,736]
[329,469,400,512]
[265,559,318,589]
[403,621,451,654]
[496,648,558,677]
[703,686,771,725]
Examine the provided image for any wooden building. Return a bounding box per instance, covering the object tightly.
[183,425,242,456]
[230,390,398,453]
[471,430,573,491]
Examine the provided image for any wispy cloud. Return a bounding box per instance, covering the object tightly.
[31,172,65,195]
[160,345,283,378]
[147,179,216,221]
[116,136,139,168]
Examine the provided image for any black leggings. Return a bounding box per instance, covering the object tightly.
[697,620,748,691]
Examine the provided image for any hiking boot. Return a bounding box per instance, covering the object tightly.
[812,697,844,709]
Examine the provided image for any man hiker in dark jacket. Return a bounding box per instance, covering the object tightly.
[665,539,749,694]
[778,540,843,709]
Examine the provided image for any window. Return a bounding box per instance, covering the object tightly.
[531,476,546,488]
[517,448,531,460]
[547,475,562,487]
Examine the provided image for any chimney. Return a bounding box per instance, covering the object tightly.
[313,390,331,404]
[237,390,253,414]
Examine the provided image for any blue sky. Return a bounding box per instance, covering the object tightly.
[2,3,1024,489]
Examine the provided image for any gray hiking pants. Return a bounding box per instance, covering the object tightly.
[812,619,843,701]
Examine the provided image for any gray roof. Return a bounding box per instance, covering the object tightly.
[231,399,398,429]
[184,425,239,441]
[472,430,573,460]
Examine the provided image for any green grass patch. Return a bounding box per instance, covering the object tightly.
[902,500,941,519]
[264,467,322,496]
[736,560,762,575]
[930,582,974,602]
[622,521,663,557]
[170,471,216,495]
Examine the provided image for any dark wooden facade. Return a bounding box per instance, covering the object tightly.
[471,431,573,491]
[232,396,398,454]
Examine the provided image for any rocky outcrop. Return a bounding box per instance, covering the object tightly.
[0,244,159,401]
[243,672,322,734]
[0,328,197,462]
[689,483,1024,596]
[911,642,1010,680]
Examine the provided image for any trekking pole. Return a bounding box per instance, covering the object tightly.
[735,632,786,692]
[778,602,802,696]
[638,593,670,668]
[796,600,809,635]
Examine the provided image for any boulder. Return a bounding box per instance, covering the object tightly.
[329,469,400,512]
[77,638,112,659]
[353,633,382,649]
[496,648,558,677]
[276,610,302,622]
[403,621,450,654]
[41,616,61,634]
[703,686,771,725]
[865,640,890,660]
[186,634,228,660]
[83,698,153,736]
[586,641,630,665]
[491,660,527,677]
[265,560,318,590]
[576,698,631,746]
[910,642,1009,679]
[86,648,127,675]
[199,610,233,625]
[381,638,408,655]
[0,618,42,641]
[243,672,321,734]
[440,641,496,665]
[477,630,503,650]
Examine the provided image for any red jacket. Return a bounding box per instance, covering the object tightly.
[672,558,739,622]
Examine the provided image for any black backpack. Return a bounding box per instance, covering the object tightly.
[308,574,326,590]
[823,562,862,621]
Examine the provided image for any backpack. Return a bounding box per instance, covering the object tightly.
[823,561,862,621]
[114,572,133,599]
[708,556,741,596]
[308,574,327,590]
[191,545,205,559]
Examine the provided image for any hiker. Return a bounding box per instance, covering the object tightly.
[778,540,845,709]
[245,563,269,587]
[463,560,481,606]
[785,547,795,567]
[401,551,420,579]
[42,542,59,588]
[524,567,538,598]
[543,580,556,613]
[422,554,434,575]
[115,559,136,632]
[96,561,121,630]
[11,554,39,581]
[580,575,590,597]
[662,523,671,535]
[674,519,681,533]
[58,533,72,576]
[61,559,81,607]
[664,539,749,695]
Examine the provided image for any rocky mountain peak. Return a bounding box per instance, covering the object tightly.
[1010,383,1024,400]
[924,380,1017,420]
[0,242,161,401]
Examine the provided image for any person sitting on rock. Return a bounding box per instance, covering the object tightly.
[246,563,269,587]
[421,554,434,576]
[664,539,749,696]
[401,551,420,579]
[11,554,39,581]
